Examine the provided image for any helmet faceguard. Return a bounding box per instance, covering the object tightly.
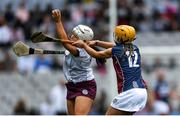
[72,25,94,41]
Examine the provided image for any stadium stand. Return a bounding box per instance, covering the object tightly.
[0,0,180,115]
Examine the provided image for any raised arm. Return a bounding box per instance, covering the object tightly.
[52,9,79,56]
[73,40,112,58]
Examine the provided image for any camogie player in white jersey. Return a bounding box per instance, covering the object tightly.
[52,9,97,115]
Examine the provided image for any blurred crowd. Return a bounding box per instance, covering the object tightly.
[138,57,180,115]
[0,0,179,74]
[0,0,180,115]
[0,0,180,47]
[117,0,180,32]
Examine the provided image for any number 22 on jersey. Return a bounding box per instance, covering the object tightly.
[126,51,139,68]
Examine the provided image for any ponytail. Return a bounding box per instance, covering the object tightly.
[124,43,134,57]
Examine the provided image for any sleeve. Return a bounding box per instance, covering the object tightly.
[77,48,89,58]
[76,48,92,66]
[112,47,115,56]
[112,45,124,58]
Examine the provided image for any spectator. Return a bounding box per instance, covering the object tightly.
[0,17,12,47]
[153,100,170,115]
[117,0,132,25]
[15,0,31,39]
[29,3,43,27]
[168,57,177,69]
[49,79,67,115]
[39,14,55,36]
[152,57,164,70]
[152,9,167,32]
[15,1,29,24]
[4,3,15,25]
[17,56,35,75]
[33,55,52,74]
[2,51,16,72]
[40,95,56,115]
[141,58,152,74]
[154,69,170,103]
[13,98,28,115]
[11,21,25,42]
[70,4,84,25]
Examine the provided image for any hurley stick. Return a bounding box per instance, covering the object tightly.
[13,41,65,57]
[30,32,71,43]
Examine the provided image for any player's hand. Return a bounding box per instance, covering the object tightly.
[72,40,86,48]
[87,40,97,47]
[52,9,61,22]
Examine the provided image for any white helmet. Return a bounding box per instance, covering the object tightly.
[72,24,94,40]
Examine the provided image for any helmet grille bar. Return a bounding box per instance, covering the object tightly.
[77,26,85,34]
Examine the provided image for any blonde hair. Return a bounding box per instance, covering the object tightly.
[124,43,134,57]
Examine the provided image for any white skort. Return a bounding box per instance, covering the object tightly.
[111,88,147,112]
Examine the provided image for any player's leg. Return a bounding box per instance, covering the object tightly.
[67,99,75,115]
[74,96,93,115]
[106,106,135,115]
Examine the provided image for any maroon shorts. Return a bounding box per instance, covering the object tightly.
[65,79,97,100]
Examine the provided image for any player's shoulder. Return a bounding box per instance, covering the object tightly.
[112,45,124,54]
[113,43,124,50]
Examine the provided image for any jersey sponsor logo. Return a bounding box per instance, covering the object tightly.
[82,89,88,95]
[113,98,118,104]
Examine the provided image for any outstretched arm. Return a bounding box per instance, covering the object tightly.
[52,9,79,56]
[73,40,112,58]
[95,40,115,48]
[88,40,115,48]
